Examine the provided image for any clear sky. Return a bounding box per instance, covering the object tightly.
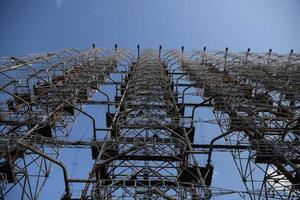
[1,0,300,200]
[0,0,300,56]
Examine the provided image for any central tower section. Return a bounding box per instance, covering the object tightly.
[92,49,212,199]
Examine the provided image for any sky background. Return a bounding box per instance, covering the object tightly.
[1,0,300,200]
[0,0,300,56]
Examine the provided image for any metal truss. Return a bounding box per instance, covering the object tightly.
[172,47,300,199]
[0,47,128,199]
[0,46,299,200]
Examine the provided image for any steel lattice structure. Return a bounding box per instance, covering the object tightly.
[0,46,299,200]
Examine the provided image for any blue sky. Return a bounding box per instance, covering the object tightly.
[0,0,300,56]
[1,0,300,199]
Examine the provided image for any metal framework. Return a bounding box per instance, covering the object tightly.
[0,46,299,200]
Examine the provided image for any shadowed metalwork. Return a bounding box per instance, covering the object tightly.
[0,47,299,199]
